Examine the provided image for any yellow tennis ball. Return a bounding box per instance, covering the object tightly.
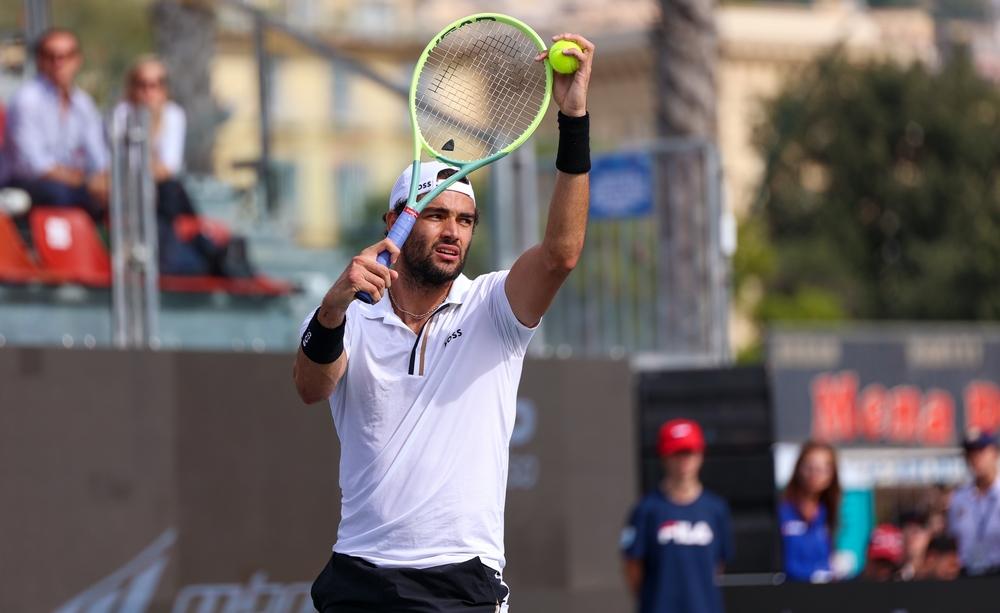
[548,40,582,74]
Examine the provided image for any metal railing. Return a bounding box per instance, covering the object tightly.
[109,107,159,349]
[537,139,733,364]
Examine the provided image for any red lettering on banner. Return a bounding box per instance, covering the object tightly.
[965,381,1000,433]
[811,372,857,441]
[807,372,989,445]
[857,384,887,441]
[919,389,955,446]
[888,386,921,442]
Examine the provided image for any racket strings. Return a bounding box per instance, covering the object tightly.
[465,30,544,134]
[416,19,548,162]
[422,33,516,144]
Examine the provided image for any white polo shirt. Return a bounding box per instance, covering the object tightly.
[300,271,536,572]
[948,476,1000,574]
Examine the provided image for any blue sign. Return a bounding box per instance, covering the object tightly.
[589,151,653,220]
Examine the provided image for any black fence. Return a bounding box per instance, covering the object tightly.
[725,576,1000,613]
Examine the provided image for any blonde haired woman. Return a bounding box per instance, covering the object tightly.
[113,56,252,277]
[115,55,186,181]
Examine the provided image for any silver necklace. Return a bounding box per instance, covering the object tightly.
[388,289,446,320]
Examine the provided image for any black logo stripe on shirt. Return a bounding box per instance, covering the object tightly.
[418,317,435,376]
[406,304,451,376]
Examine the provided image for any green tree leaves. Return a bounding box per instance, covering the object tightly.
[743,49,1000,335]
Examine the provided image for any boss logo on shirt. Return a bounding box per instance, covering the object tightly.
[444,328,463,347]
[657,520,714,546]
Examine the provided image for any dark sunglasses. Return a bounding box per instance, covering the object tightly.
[131,77,165,89]
[40,48,78,62]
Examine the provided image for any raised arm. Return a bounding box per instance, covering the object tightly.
[505,33,595,327]
[293,238,398,404]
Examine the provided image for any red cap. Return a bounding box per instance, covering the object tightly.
[867,524,903,565]
[657,419,706,457]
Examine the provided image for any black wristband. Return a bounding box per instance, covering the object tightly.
[556,111,591,174]
[301,310,345,364]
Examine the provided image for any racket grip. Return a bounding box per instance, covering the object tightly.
[354,209,418,304]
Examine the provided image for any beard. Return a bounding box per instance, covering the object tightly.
[400,233,469,288]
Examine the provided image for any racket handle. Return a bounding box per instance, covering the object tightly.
[355,250,392,304]
[354,208,418,304]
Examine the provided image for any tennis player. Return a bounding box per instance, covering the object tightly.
[294,33,594,612]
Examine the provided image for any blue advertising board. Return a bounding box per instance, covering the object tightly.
[589,151,653,220]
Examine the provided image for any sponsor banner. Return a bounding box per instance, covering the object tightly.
[768,327,1000,447]
[589,152,653,220]
[54,529,314,613]
[773,443,968,490]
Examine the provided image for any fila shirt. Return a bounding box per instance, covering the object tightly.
[622,490,733,613]
[299,272,536,572]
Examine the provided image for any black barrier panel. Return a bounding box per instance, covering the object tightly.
[725,576,1000,613]
[637,366,777,572]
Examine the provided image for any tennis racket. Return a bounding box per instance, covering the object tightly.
[356,13,553,303]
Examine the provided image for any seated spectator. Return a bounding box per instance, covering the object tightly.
[947,429,1000,576]
[919,534,960,581]
[0,103,7,183]
[2,28,108,220]
[896,509,930,581]
[862,524,903,582]
[113,56,253,277]
[779,440,840,582]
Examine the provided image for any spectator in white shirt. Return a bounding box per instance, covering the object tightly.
[113,56,194,221]
[113,56,252,277]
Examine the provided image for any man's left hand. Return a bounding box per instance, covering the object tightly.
[535,33,595,118]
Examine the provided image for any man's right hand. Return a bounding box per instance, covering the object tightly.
[294,240,397,404]
[317,238,400,327]
[87,172,110,206]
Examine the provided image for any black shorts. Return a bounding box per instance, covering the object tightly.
[310,552,510,613]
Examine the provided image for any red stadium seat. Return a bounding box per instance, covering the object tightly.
[27,208,293,294]
[0,213,46,284]
[165,216,294,296]
[30,207,111,287]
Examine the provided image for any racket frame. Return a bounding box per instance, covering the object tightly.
[357,13,552,303]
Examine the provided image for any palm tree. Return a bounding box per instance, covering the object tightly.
[652,0,721,359]
[151,0,221,174]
